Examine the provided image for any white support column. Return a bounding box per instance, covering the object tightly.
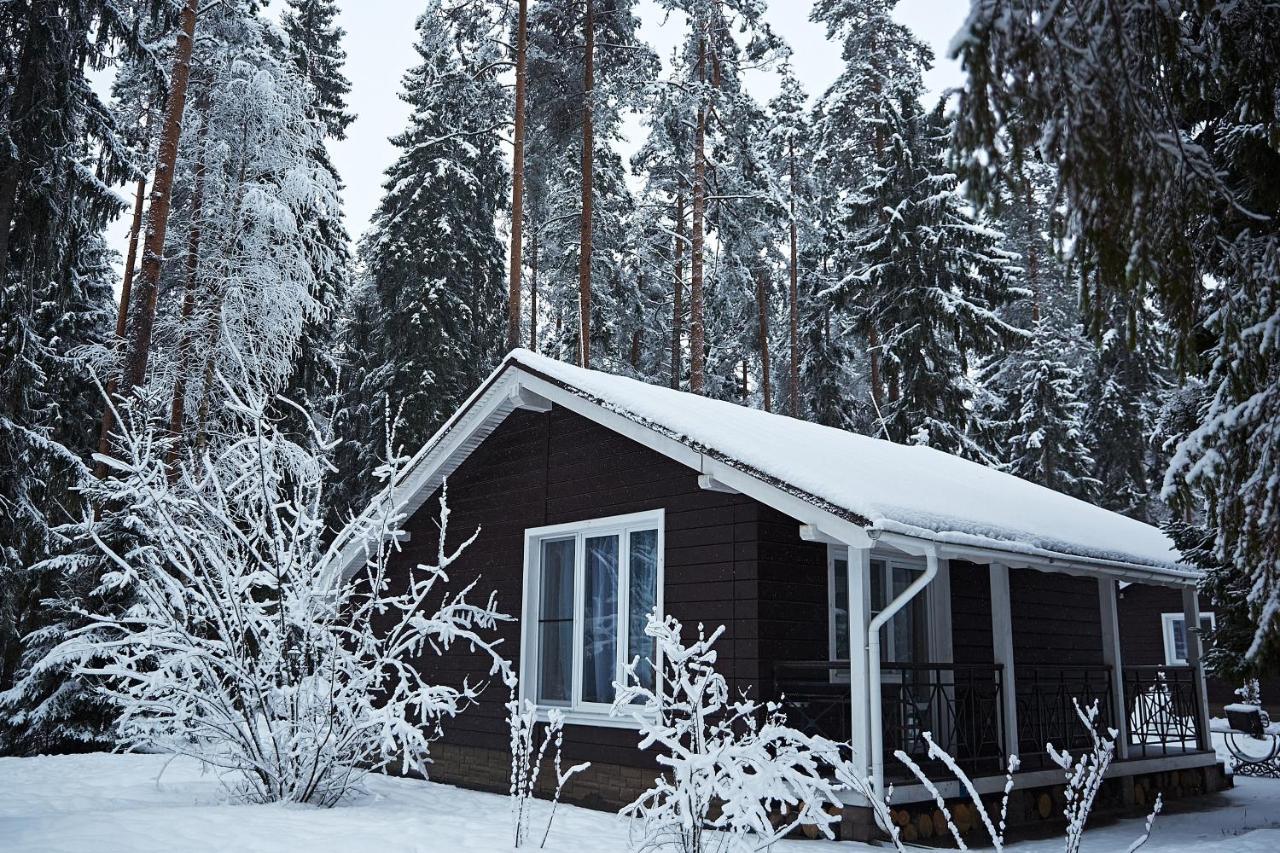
[847,545,872,781]
[1098,577,1130,759]
[989,563,1020,762]
[929,559,955,752]
[1182,586,1214,752]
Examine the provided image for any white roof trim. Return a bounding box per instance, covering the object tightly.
[333,354,1200,587]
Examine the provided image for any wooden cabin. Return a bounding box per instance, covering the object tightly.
[335,350,1228,839]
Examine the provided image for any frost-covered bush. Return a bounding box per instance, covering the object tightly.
[507,694,590,848]
[613,613,841,853]
[829,698,1162,853]
[45,389,510,805]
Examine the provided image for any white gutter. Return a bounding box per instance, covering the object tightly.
[866,532,939,807]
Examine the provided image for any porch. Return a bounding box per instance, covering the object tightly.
[769,533,1219,804]
[773,659,1208,781]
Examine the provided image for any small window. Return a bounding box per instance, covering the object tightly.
[523,510,663,721]
[1161,611,1215,666]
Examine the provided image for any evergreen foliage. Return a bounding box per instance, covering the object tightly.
[1005,317,1099,500]
[343,0,508,515]
[955,0,1280,665]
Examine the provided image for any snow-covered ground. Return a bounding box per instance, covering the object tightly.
[1,752,1278,852]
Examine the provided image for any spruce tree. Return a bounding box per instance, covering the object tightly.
[0,0,163,744]
[837,98,1020,457]
[1006,317,1099,499]
[346,0,507,507]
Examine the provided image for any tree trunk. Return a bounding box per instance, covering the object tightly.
[671,189,685,389]
[529,228,539,350]
[506,0,528,352]
[577,0,595,369]
[95,171,148,475]
[788,140,799,417]
[756,265,772,412]
[122,0,199,393]
[689,29,708,395]
[168,107,209,469]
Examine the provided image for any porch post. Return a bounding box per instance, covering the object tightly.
[1182,586,1213,752]
[847,545,871,781]
[989,563,1019,761]
[1097,577,1130,759]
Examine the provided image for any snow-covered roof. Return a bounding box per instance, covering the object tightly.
[501,349,1189,576]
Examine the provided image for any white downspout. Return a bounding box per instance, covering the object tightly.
[867,538,939,803]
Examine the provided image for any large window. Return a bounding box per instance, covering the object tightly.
[1161,611,1215,666]
[522,510,663,721]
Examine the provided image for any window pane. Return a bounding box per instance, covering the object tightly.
[628,529,659,692]
[832,558,849,659]
[537,538,575,705]
[1172,617,1187,662]
[582,535,620,704]
[891,566,927,663]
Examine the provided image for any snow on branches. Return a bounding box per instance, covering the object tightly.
[46,387,510,806]
[613,613,841,853]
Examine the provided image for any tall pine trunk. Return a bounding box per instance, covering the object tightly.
[671,189,685,389]
[577,0,595,368]
[756,265,772,412]
[506,0,528,351]
[788,140,799,417]
[689,29,708,395]
[95,171,148,474]
[122,0,200,393]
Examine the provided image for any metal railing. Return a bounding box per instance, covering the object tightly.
[771,660,1006,771]
[771,659,854,744]
[1123,665,1202,757]
[1015,664,1114,761]
[880,662,1006,771]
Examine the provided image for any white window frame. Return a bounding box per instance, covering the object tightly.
[826,547,933,682]
[1161,611,1216,666]
[519,509,664,728]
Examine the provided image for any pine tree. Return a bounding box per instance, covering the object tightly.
[522,0,655,368]
[1005,317,1099,500]
[346,0,508,502]
[837,98,1020,457]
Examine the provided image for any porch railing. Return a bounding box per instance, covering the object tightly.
[771,660,1006,771]
[771,659,1205,778]
[1015,664,1114,762]
[1123,665,1202,757]
[771,659,854,744]
[880,663,1006,772]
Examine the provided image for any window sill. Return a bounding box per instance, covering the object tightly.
[533,707,652,730]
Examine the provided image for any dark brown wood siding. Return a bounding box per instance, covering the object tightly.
[391,404,827,771]
[1009,570,1104,667]
[949,560,994,666]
